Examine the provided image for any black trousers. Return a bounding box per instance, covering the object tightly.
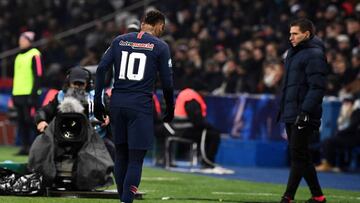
[284,123,323,199]
[13,95,34,149]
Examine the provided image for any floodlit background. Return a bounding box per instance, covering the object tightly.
[0,0,360,202]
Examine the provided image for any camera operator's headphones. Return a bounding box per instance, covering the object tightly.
[65,67,94,92]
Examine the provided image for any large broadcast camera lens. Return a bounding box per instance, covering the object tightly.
[60,119,81,141]
[55,113,88,145]
[53,112,89,190]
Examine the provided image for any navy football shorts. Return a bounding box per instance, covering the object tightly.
[109,107,154,150]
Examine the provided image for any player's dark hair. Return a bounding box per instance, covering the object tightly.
[142,10,165,26]
[290,18,315,36]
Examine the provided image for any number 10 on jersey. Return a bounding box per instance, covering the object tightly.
[119,51,147,81]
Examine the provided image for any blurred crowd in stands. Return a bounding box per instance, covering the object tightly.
[0,0,359,97]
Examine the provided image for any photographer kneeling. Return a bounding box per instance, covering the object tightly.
[28,67,114,190]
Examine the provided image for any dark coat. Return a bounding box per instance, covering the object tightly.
[279,36,329,126]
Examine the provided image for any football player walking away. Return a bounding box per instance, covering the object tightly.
[94,10,174,203]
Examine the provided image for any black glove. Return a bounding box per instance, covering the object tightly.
[94,101,106,122]
[294,111,310,128]
[162,104,174,123]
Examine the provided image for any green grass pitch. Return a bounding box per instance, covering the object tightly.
[0,146,359,202]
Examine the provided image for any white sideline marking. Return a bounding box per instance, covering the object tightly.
[140,189,156,193]
[212,192,360,200]
[142,177,180,181]
[212,192,277,196]
[327,195,360,200]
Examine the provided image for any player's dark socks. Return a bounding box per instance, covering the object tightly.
[122,185,138,203]
[279,196,292,203]
[306,195,326,203]
[121,149,146,203]
[114,144,129,198]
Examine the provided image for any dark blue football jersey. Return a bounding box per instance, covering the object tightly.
[95,31,173,113]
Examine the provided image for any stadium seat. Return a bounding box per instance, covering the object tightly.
[165,136,198,168]
[163,123,199,169]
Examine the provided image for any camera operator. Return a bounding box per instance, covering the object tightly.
[28,67,114,190]
[34,67,114,159]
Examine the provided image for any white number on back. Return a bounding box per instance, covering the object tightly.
[119,51,146,81]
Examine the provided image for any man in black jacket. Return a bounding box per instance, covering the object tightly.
[278,19,329,203]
